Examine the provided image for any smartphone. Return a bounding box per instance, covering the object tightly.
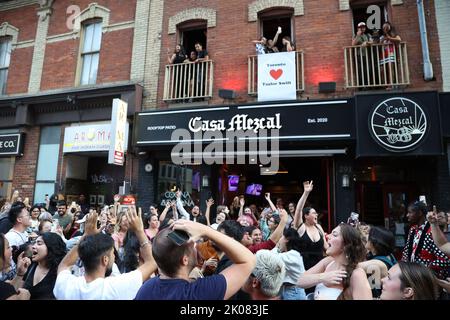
[419,195,427,205]
[167,230,190,246]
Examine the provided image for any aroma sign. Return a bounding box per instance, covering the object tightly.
[369,97,427,152]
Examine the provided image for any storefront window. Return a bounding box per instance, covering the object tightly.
[0,157,14,202]
[34,126,61,203]
[156,161,200,208]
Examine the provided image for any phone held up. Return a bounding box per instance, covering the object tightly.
[167,230,190,246]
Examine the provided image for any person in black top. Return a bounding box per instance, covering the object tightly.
[168,44,187,100]
[21,233,66,299]
[194,42,209,97]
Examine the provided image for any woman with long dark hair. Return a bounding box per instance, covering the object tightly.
[297,223,372,300]
[273,228,306,300]
[21,232,66,299]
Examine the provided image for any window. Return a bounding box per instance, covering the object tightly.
[179,21,207,57]
[0,37,12,95]
[259,9,294,52]
[351,1,387,36]
[34,126,61,203]
[80,21,102,85]
[0,157,14,202]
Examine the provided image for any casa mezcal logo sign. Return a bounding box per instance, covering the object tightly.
[369,97,427,152]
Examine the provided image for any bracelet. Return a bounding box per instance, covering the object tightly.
[140,240,150,248]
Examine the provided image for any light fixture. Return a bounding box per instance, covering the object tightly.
[218,89,236,100]
[342,174,350,188]
[318,82,336,93]
[202,175,209,187]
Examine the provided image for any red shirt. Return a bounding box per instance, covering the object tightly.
[247,239,275,254]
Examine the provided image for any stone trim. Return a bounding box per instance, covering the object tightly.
[74,2,111,32]
[15,39,34,49]
[339,0,349,11]
[0,22,19,45]
[0,0,36,11]
[391,0,403,5]
[168,7,216,34]
[248,0,304,22]
[104,21,134,33]
[131,0,151,81]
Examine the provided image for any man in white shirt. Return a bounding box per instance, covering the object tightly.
[5,202,30,248]
[53,208,157,300]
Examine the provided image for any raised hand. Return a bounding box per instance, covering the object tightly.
[165,201,172,209]
[170,219,207,242]
[303,180,314,193]
[126,206,144,233]
[206,198,214,208]
[176,190,182,199]
[278,208,288,223]
[427,205,438,225]
[321,270,348,286]
[16,251,31,276]
[84,211,100,236]
[202,257,218,272]
[239,197,245,207]
[265,192,271,201]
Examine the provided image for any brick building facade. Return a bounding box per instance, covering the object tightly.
[0,0,143,206]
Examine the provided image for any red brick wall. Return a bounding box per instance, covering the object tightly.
[97,28,133,83]
[6,47,33,94]
[157,0,443,107]
[40,39,78,90]
[48,0,137,36]
[0,5,38,42]
[12,126,40,203]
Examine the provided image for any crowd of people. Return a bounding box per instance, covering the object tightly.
[1,182,450,300]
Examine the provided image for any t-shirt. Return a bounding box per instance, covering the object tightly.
[0,281,17,300]
[248,239,275,254]
[52,213,73,230]
[5,229,29,248]
[53,269,143,300]
[135,274,226,300]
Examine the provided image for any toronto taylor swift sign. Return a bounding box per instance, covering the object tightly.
[369,97,427,152]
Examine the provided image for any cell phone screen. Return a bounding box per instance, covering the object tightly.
[167,230,190,246]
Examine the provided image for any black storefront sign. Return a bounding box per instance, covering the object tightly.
[135,100,354,146]
[0,133,24,156]
[440,92,450,137]
[355,92,442,156]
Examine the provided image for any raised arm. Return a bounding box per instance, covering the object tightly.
[297,257,347,289]
[270,27,282,48]
[57,211,99,274]
[176,190,190,220]
[127,207,157,281]
[427,207,450,256]
[8,252,31,290]
[293,181,313,229]
[159,202,171,222]
[268,209,288,244]
[238,198,245,217]
[204,198,214,227]
[171,220,256,300]
[264,192,277,213]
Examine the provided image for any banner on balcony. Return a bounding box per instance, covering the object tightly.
[258,52,296,102]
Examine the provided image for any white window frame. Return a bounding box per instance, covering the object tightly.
[0,37,12,95]
[78,20,102,86]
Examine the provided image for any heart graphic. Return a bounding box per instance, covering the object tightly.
[270,69,283,80]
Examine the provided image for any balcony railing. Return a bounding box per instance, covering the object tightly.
[163,60,214,101]
[344,42,410,89]
[248,51,304,95]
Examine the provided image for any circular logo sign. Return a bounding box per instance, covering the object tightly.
[369,97,427,152]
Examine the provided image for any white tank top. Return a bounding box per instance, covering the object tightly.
[314,283,343,300]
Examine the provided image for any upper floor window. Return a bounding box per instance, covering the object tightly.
[351,1,388,37]
[0,37,12,95]
[80,21,102,85]
[259,8,295,52]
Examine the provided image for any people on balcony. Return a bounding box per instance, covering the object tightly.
[167,45,187,100]
[380,22,402,89]
[352,22,372,88]
[167,44,187,65]
[281,36,295,52]
[194,42,209,98]
[252,27,282,54]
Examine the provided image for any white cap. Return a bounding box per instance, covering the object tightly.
[358,22,366,27]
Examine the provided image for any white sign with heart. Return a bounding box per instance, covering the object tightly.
[257,51,297,102]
